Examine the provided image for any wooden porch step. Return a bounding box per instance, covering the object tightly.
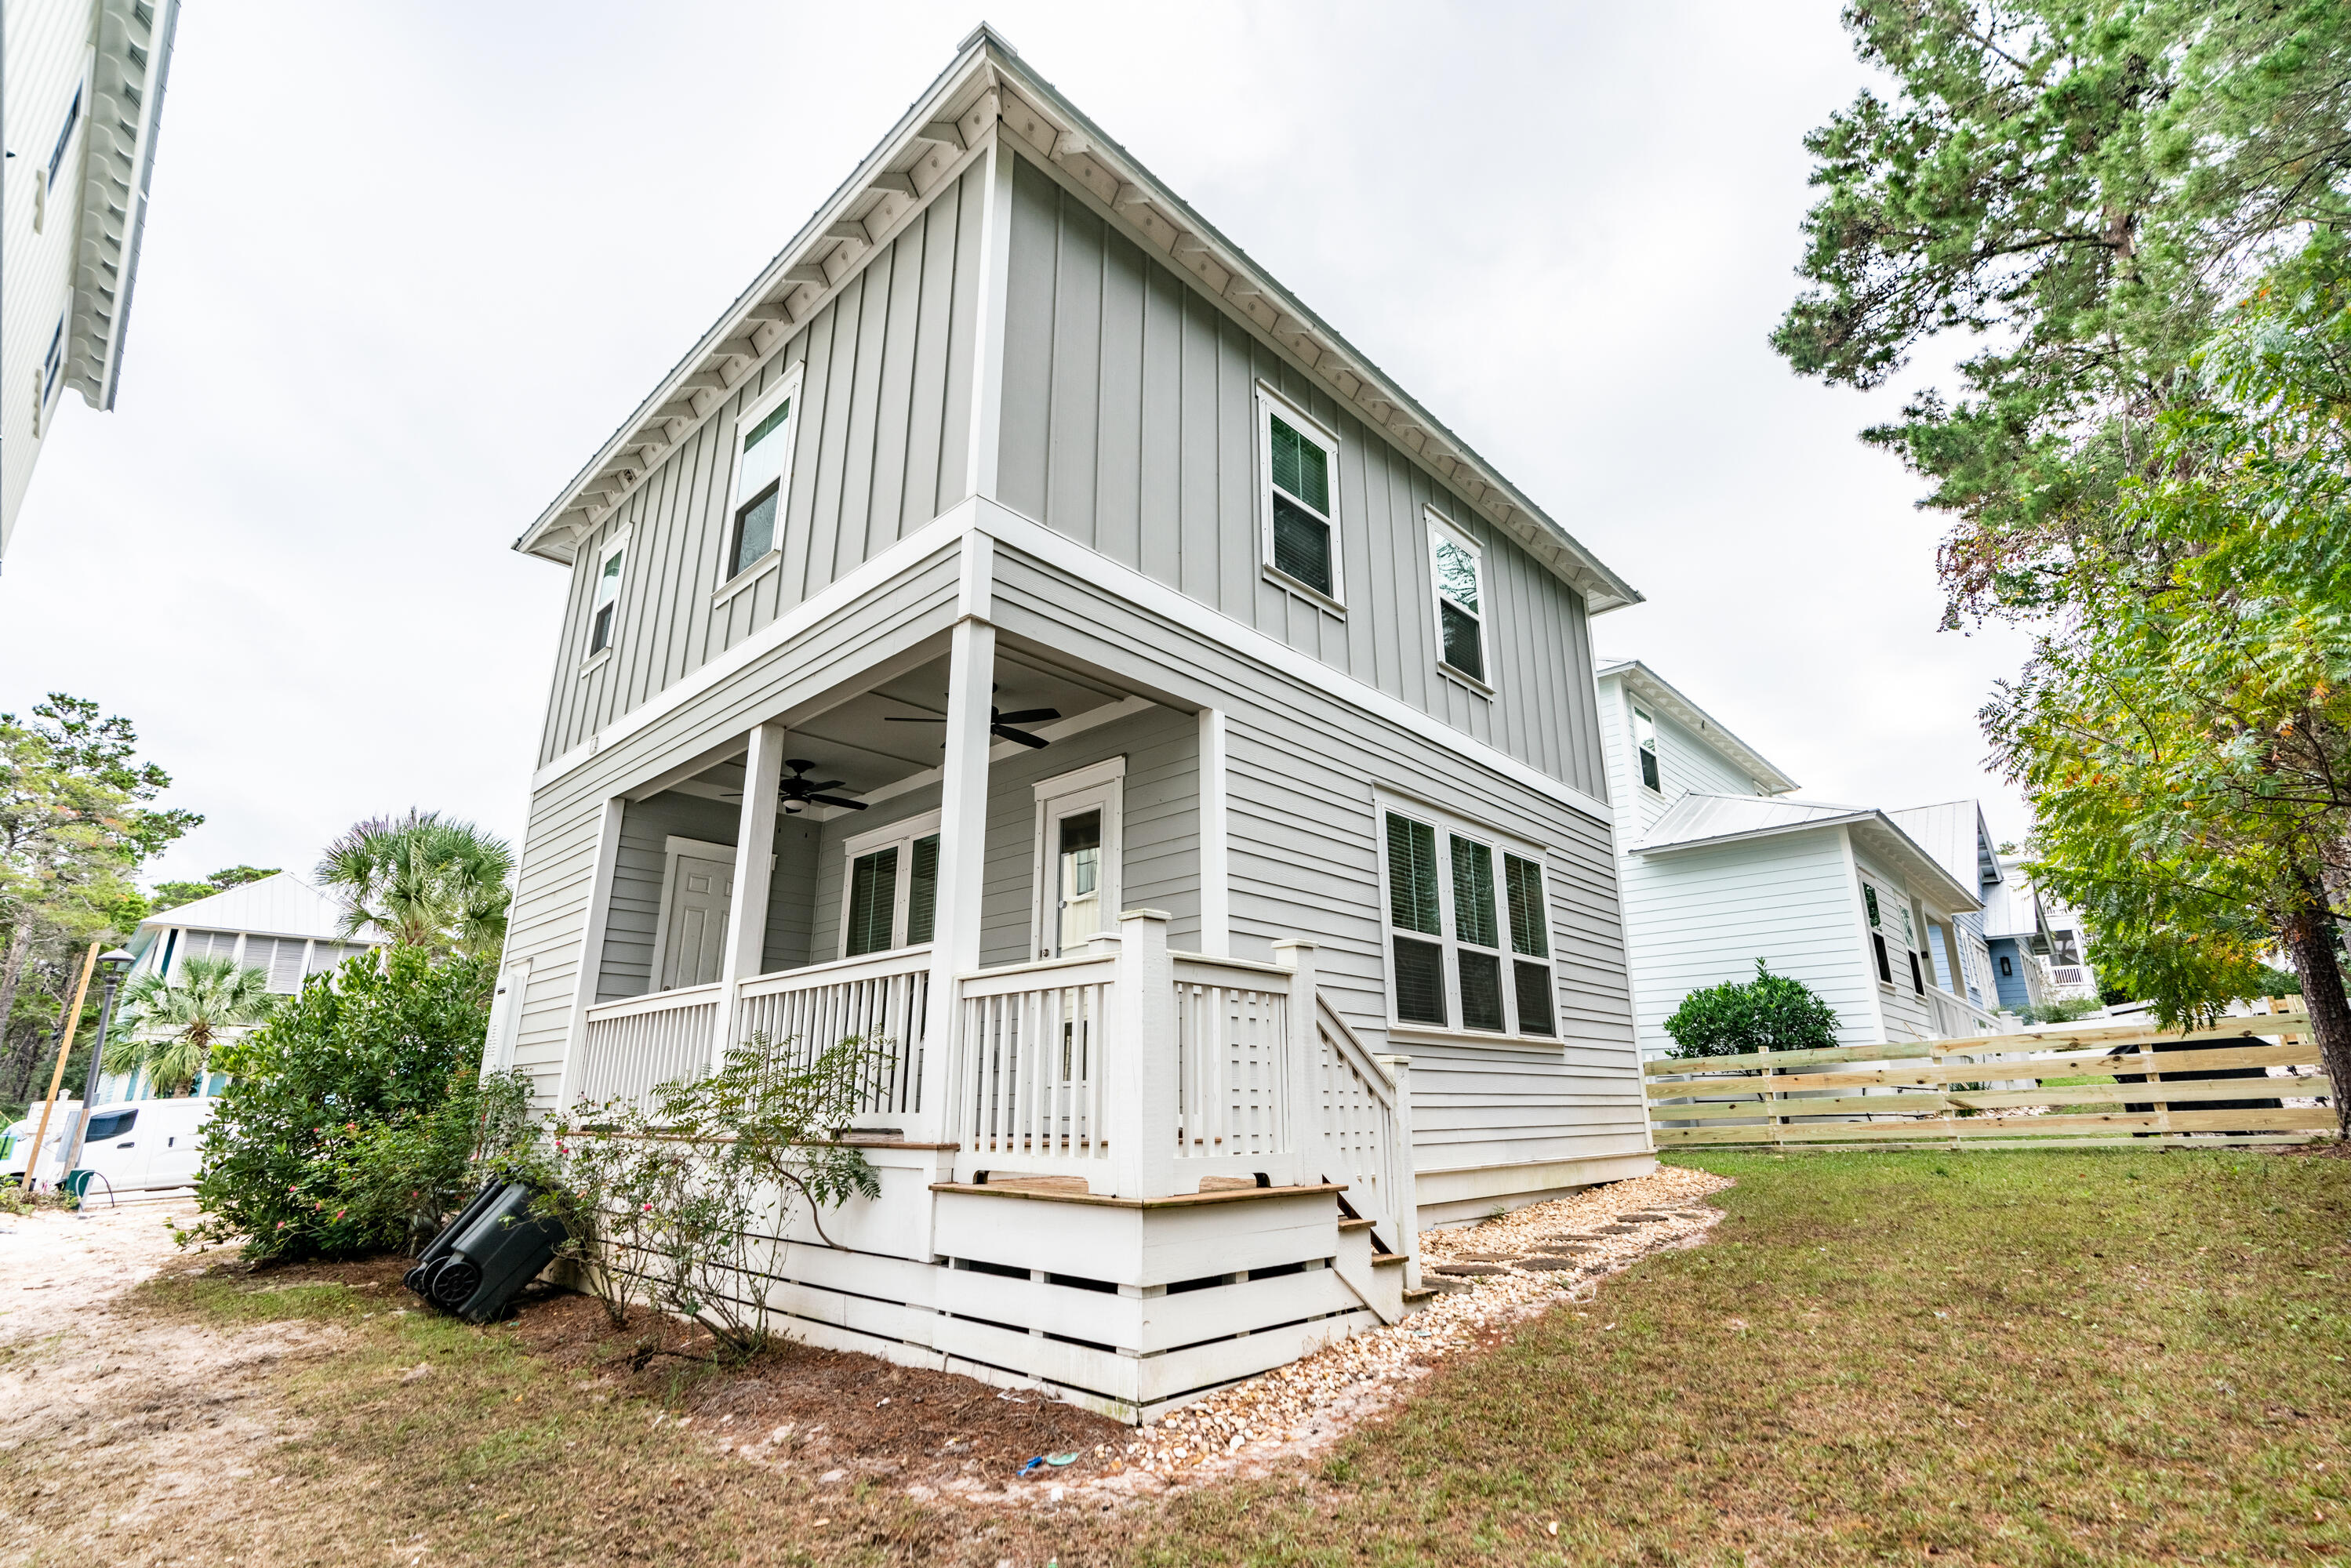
[1338,1217,1374,1233]
[1370,1252,1406,1269]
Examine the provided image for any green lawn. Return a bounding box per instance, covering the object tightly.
[56,1149,2351,1565]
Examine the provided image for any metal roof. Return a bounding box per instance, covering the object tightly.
[137,873,382,945]
[1885,800,1997,899]
[1631,793,1982,913]
[514,26,1641,614]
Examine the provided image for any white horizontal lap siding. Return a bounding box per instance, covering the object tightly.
[504,793,612,1094]
[1621,829,1877,1057]
[1852,850,1931,1041]
[540,163,987,768]
[994,151,1605,800]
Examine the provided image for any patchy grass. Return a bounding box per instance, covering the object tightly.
[64,1149,2351,1564]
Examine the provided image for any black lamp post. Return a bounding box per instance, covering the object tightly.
[60,949,136,1175]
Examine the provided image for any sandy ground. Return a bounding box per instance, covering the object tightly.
[0,1200,345,1565]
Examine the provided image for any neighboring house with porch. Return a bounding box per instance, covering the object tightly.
[1596,661,2008,1058]
[489,27,1652,1421]
[1975,852,2056,1013]
[103,873,381,1102]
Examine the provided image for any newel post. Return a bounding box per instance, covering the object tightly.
[1109,909,1176,1198]
[1374,1053,1421,1290]
[1272,941,1321,1171]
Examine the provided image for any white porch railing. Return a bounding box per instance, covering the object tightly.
[1171,953,1295,1171]
[1928,985,2016,1040]
[952,949,1119,1180]
[735,946,932,1117]
[575,982,723,1109]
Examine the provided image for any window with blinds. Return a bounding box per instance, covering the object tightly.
[1259,390,1342,603]
[1382,809,1556,1039]
[839,822,942,957]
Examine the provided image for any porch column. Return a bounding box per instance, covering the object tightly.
[914,616,996,1139]
[551,797,627,1110]
[1108,909,1177,1198]
[1197,708,1230,957]
[1274,940,1321,1177]
[713,721,787,1069]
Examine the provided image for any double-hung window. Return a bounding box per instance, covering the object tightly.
[1382,806,1556,1038]
[587,533,627,657]
[1428,512,1486,685]
[841,813,941,958]
[728,375,798,583]
[1258,387,1342,604]
[1632,707,1661,793]
[47,85,81,189]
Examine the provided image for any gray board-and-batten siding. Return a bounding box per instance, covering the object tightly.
[994,151,1606,799]
[540,162,989,768]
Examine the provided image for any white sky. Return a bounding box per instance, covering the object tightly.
[0,1,2036,890]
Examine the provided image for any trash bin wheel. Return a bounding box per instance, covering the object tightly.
[430,1257,482,1310]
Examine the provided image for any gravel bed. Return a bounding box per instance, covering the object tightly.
[1081,1163,1733,1490]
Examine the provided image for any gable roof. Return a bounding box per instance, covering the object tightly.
[1594,659,1797,794]
[137,873,380,945]
[513,26,1641,615]
[1886,800,1997,898]
[1631,793,1981,913]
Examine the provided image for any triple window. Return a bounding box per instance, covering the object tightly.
[841,813,940,958]
[728,376,798,583]
[1257,387,1341,604]
[587,534,627,656]
[1381,807,1555,1038]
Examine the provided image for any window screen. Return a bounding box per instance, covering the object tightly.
[1457,950,1505,1032]
[845,848,898,957]
[1392,936,1447,1025]
[1513,960,1555,1036]
[1908,950,1925,996]
[906,834,939,946]
[1872,931,1893,985]
[1503,854,1548,957]
[1386,814,1441,935]
[1633,708,1659,792]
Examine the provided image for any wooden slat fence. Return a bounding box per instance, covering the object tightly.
[1645,1003,2339,1149]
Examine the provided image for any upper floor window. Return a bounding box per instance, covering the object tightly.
[587,535,627,656]
[1633,707,1660,792]
[841,813,940,957]
[1381,806,1555,1039]
[1257,387,1342,605]
[48,85,82,189]
[1428,513,1486,685]
[729,376,799,581]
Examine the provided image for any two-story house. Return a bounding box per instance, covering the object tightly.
[492,28,1652,1421]
[1595,660,2007,1058]
[2,0,179,560]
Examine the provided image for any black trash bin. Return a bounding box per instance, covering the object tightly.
[405,1178,567,1323]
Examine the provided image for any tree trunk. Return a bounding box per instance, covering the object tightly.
[0,922,30,1095]
[2283,889,2351,1140]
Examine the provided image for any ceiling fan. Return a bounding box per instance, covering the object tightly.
[886,704,1061,750]
[778,759,865,814]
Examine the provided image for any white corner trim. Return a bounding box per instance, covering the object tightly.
[974,500,1613,825]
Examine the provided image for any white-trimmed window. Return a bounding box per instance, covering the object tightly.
[586,533,627,657]
[47,84,81,189]
[839,811,941,958]
[1256,386,1342,605]
[1427,511,1486,685]
[727,371,800,583]
[1379,803,1556,1039]
[41,316,65,406]
[1632,706,1661,793]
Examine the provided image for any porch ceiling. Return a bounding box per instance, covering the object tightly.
[669,645,1139,813]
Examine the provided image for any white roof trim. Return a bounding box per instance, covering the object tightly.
[513,27,1641,614]
[1596,659,1797,794]
[66,0,179,412]
[1633,793,1979,913]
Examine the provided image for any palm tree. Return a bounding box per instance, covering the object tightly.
[315,810,514,957]
[107,956,278,1096]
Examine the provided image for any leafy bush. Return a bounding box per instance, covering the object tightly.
[521,1033,880,1361]
[1663,960,1840,1059]
[185,947,513,1261]
[2019,996,2106,1025]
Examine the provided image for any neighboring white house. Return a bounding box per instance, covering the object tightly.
[101,872,381,1102]
[1,0,180,562]
[1596,660,2008,1058]
[2012,865,2102,1002]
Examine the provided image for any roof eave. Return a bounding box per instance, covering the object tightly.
[1597,661,1799,793]
[515,27,1641,612]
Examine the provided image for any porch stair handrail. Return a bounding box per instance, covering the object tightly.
[1310,992,1419,1286]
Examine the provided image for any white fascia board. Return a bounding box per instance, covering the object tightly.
[514,27,1642,616]
[532,495,1612,827]
[1594,659,1797,794]
[1850,815,1983,916]
[1633,811,1873,860]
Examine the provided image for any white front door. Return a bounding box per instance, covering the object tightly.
[659,854,735,989]
[1031,760,1125,959]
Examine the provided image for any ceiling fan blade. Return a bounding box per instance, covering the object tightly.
[884,715,945,723]
[808,794,867,810]
[994,725,1052,750]
[994,708,1060,726]
[797,779,846,793]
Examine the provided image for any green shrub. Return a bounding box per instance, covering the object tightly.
[1663,960,1840,1058]
[185,947,514,1261]
[2019,996,2106,1025]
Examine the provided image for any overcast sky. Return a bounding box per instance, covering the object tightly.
[0,1,2037,890]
